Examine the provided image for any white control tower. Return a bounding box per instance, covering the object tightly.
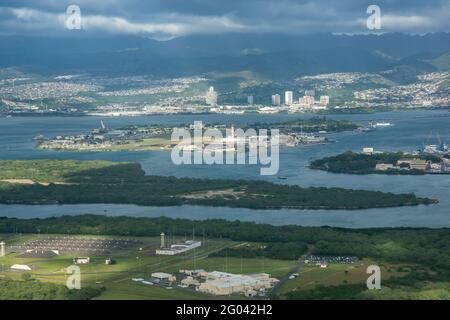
[160,233,165,248]
[0,242,5,257]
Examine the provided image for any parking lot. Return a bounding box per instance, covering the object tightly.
[9,236,142,254]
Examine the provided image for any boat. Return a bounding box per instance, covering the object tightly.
[298,134,327,144]
[369,121,393,128]
[355,126,373,133]
[34,134,46,140]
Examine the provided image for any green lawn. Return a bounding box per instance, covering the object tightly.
[278,259,407,294]
[94,281,209,300]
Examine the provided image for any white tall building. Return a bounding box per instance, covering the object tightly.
[271,94,281,106]
[247,95,254,105]
[285,91,293,106]
[319,95,330,106]
[0,242,5,257]
[206,86,218,106]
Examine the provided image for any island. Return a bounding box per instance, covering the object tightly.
[35,117,359,152]
[310,150,450,175]
[0,159,436,209]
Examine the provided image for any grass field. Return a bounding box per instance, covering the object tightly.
[278,259,407,295]
[94,281,210,300]
[0,233,299,299]
[3,232,446,300]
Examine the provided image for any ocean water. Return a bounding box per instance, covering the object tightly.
[0,110,449,228]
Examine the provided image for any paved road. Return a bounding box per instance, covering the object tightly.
[270,246,313,297]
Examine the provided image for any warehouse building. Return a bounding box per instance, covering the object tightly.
[155,239,201,255]
[197,271,278,296]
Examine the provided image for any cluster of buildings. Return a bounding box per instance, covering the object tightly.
[137,269,279,297]
[273,90,329,112]
[375,158,450,173]
[204,86,329,114]
[353,72,450,108]
[196,271,278,297]
[363,147,450,174]
[36,121,175,151]
[98,77,204,97]
[155,233,202,256]
[0,81,100,102]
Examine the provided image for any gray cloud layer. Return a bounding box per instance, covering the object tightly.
[1,0,450,38]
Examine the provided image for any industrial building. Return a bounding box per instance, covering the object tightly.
[155,232,201,255]
[10,264,32,271]
[197,271,278,296]
[156,240,201,255]
[397,159,429,171]
[151,272,176,283]
[73,257,90,264]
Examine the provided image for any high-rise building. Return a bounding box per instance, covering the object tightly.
[319,95,330,106]
[300,95,315,106]
[206,86,218,106]
[272,94,281,106]
[285,91,293,106]
[247,95,254,105]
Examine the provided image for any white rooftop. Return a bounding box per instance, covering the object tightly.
[151,272,173,279]
[10,264,32,271]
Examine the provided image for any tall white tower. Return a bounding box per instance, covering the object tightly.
[0,242,5,257]
[285,91,293,106]
[206,86,218,106]
[160,233,165,248]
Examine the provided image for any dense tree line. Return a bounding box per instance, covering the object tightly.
[0,278,103,300]
[278,284,367,300]
[0,160,434,209]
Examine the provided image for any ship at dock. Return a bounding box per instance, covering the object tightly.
[421,133,449,155]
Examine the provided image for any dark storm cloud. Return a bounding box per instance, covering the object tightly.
[0,0,449,37]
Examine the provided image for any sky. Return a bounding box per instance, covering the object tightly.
[1,0,450,39]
